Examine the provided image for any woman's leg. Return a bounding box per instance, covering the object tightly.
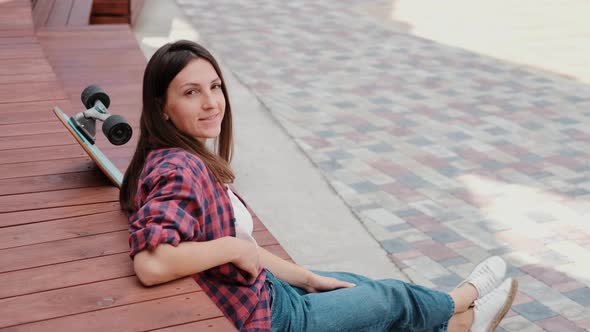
[447,309,474,332]
[449,283,478,313]
[314,270,478,315]
[270,270,455,332]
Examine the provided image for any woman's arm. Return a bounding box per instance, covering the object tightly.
[259,246,355,293]
[258,246,313,289]
[134,236,259,286]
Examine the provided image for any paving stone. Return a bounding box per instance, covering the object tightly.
[564,287,590,307]
[425,228,464,244]
[536,316,587,332]
[381,238,412,254]
[500,315,545,332]
[513,301,559,321]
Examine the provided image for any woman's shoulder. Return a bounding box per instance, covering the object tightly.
[143,147,207,179]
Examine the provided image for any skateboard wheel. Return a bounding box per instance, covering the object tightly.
[102,115,132,145]
[82,85,111,109]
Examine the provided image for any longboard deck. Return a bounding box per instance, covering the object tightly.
[53,106,123,187]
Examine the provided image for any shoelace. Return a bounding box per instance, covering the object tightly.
[470,263,498,294]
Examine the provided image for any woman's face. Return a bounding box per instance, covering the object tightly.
[164,58,226,143]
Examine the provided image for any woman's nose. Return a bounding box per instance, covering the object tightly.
[201,91,215,109]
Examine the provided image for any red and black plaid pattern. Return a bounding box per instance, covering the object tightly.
[128,148,271,331]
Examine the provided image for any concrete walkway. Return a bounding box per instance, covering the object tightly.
[132,1,408,281]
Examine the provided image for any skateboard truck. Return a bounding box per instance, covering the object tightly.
[73,84,133,145]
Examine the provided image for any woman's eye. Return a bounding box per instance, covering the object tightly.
[212,84,222,90]
[186,90,197,95]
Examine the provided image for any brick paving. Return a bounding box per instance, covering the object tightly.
[176,0,590,330]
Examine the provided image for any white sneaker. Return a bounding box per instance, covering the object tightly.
[458,256,507,298]
[471,278,518,332]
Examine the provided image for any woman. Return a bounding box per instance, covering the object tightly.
[120,40,517,332]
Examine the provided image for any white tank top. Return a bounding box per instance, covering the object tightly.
[226,187,257,245]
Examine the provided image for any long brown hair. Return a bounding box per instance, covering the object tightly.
[119,40,234,212]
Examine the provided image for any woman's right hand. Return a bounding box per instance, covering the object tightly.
[229,237,261,284]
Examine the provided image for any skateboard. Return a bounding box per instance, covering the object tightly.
[53,85,133,188]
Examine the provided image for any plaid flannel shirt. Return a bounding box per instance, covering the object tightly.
[128,148,271,331]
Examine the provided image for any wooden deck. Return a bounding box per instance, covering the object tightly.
[0,1,289,330]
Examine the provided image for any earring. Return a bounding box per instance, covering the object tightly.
[163,113,170,120]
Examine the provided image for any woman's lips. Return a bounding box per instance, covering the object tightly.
[199,113,219,121]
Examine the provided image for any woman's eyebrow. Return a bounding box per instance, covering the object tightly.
[180,78,221,88]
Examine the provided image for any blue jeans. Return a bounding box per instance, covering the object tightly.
[265,270,454,332]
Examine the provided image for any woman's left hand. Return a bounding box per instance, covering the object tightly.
[303,273,356,293]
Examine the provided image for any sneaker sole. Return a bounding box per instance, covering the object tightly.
[486,278,519,332]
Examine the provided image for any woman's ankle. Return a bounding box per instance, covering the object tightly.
[447,309,474,332]
[450,283,478,313]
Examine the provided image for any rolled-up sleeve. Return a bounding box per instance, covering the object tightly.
[128,165,204,258]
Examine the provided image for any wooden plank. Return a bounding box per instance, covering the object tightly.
[0,0,31,7]
[0,130,139,151]
[0,210,126,249]
[68,0,93,26]
[59,84,142,102]
[0,99,71,114]
[0,0,31,9]
[0,170,109,196]
[50,76,142,93]
[0,100,73,126]
[0,72,58,85]
[36,33,138,50]
[0,201,120,228]
[0,145,85,164]
[253,229,280,247]
[0,36,37,45]
[0,121,64,137]
[0,111,55,124]
[3,292,223,332]
[153,317,237,332]
[0,132,72,150]
[55,75,145,90]
[0,103,137,127]
[92,0,130,15]
[42,47,145,66]
[90,16,131,24]
[0,157,98,180]
[0,253,133,299]
[0,81,67,103]
[46,0,74,27]
[38,23,130,32]
[60,88,142,110]
[0,58,54,76]
[0,7,33,28]
[0,29,34,38]
[0,276,199,328]
[37,27,136,40]
[0,43,45,60]
[0,186,119,213]
[0,230,127,273]
[55,66,145,82]
[253,216,268,232]
[265,244,292,260]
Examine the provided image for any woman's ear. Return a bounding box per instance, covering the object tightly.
[155,97,169,120]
